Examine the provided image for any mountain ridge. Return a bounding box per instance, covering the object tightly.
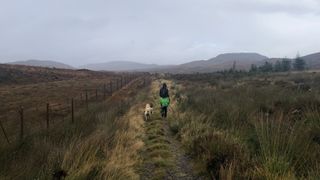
[80,61,160,71]
[178,52,268,70]
[7,59,74,69]
[4,51,320,73]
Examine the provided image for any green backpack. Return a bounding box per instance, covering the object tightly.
[160,97,170,107]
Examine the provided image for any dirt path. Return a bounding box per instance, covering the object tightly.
[86,79,202,179]
[139,80,201,180]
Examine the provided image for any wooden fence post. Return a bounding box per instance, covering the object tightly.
[71,98,74,123]
[46,103,49,130]
[120,76,123,88]
[103,84,106,99]
[0,118,10,144]
[116,79,119,90]
[110,81,113,95]
[85,90,88,110]
[19,106,24,141]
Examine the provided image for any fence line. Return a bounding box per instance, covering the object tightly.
[0,75,149,144]
[19,106,24,141]
[71,98,74,123]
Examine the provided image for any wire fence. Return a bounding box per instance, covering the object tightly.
[0,74,149,145]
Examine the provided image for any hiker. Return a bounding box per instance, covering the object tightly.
[159,83,170,118]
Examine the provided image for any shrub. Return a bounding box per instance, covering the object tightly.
[176,113,250,179]
[253,113,314,179]
[173,72,320,179]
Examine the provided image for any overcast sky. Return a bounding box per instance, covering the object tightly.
[0,0,320,66]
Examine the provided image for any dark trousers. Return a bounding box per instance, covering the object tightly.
[161,106,168,118]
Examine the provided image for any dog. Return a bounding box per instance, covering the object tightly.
[144,103,153,121]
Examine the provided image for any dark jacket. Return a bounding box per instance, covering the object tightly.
[160,87,169,98]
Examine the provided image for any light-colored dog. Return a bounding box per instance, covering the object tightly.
[144,103,153,121]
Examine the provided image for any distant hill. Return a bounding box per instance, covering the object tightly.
[259,53,320,69]
[301,52,320,69]
[0,64,114,85]
[150,53,269,73]
[181,53,268,70]
[81,61,159,71]
[150,52,320,73]
[5,52,320,73]
[8,60,74,69]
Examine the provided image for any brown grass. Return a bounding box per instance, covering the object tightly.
[0,65,139,147]
[170,72,320,179]
[0,75,150,179]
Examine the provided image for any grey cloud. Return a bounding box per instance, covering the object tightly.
[0,0,319,66]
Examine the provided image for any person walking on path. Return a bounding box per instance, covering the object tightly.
[159,83,170,118]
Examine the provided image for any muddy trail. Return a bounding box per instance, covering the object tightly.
[138,80,203,180]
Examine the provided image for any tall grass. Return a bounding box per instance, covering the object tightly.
[0,78,149,179]
[253,113,313,179]
[0,101,126,179]
[170,73,320,179]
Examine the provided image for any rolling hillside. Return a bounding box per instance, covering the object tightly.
[179,52,268,71]
[151,52,320,73]
[78,53,269,73]
[149,53,269,73]
[0,64,113,85]
[4,52,320,73]
[301,52,320,69]
[8,59,74,69]
[81,61,159,71]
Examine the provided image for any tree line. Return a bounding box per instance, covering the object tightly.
[249,55,307,73]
